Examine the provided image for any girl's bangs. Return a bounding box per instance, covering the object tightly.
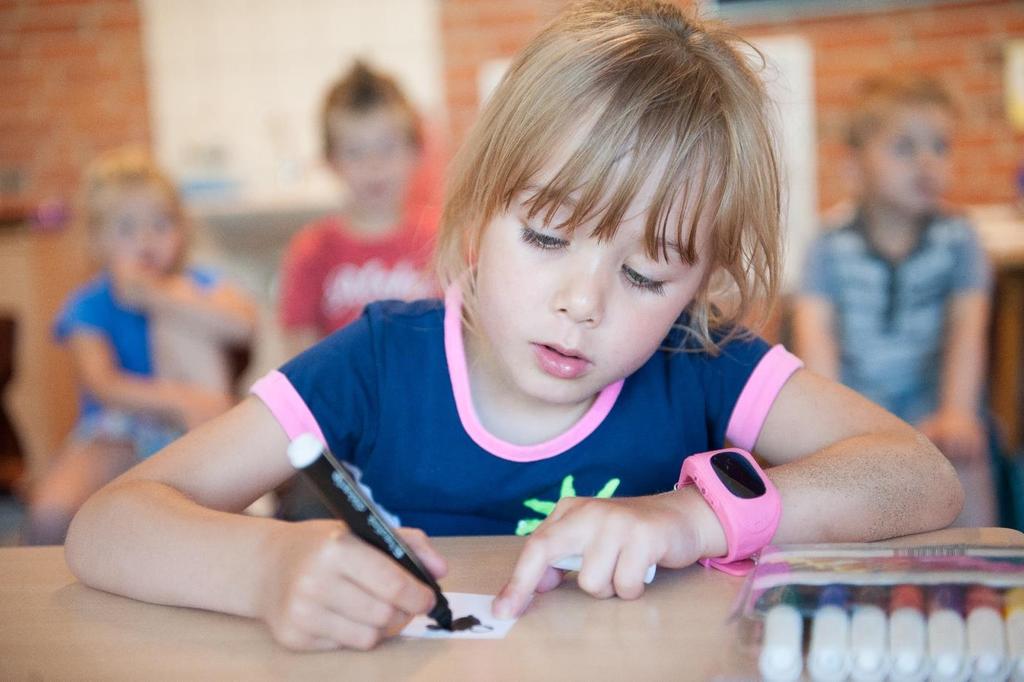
[515,99,723,267]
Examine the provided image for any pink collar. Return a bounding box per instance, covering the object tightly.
[443,283,623,462]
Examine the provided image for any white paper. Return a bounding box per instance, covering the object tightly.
[400,592,518,639]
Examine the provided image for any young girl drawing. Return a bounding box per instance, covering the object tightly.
[65,1,962,652]
[25,147,257,545]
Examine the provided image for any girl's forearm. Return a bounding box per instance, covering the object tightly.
[65,478,283,618]
[673,431,960,564]
[767,430,962,544]
[939,293,989,414]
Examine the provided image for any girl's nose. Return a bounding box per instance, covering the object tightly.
[552,269,605,327]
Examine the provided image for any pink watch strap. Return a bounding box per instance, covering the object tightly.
[699,556,756,576]
[678,448,781,576]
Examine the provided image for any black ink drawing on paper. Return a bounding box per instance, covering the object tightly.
[427,614,495,633]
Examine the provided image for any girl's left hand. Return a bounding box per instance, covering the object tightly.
[492,489,724,618]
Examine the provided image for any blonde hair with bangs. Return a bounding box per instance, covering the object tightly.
[436,0,781,353]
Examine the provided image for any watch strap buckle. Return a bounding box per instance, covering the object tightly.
[698,556,756,576]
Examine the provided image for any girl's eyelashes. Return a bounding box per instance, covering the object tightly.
[520,225,568,250]
[521,224,667,295]
[622,264,666,295]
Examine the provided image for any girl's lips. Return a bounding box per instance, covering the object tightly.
[531,343,592,379]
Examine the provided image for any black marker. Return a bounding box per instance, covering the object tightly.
[286,433,453,630]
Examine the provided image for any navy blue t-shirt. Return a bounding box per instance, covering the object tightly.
[255,295,800,536]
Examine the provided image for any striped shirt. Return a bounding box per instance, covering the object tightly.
[801,212,991,422]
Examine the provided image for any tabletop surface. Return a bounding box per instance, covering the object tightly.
[2,527,1023,681]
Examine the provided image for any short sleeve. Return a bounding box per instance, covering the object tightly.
[251,310,380,463]
[697,336,803,451]
[53,283,106,343]
[799,235,835,299]
[278,227,326,330]
[951,225,992,294]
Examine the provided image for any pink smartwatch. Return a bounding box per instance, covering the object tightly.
[676,448,781,576]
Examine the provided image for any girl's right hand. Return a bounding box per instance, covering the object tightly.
[260,520,447,651]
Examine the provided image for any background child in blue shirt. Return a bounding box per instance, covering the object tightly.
[793,76,994,526]
[23,147,258,545]
[65,1,962,652]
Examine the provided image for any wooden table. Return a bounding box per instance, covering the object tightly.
[2,528,1023,681]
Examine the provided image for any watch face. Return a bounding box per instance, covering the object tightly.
[710,450,766,499]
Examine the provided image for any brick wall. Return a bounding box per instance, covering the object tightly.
[438,0,1024,208]
[741,0,1024,209]
[440,0,558,148]
[1,0,151,209]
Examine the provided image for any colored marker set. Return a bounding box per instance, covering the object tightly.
[756,582,1023,681]
[736,544,1024,682]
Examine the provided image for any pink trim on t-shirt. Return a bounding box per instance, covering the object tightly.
[725,344,804,451]
[250,371,327,445]
[444,284,623,463]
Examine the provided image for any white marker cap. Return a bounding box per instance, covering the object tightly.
[759,604,804,681]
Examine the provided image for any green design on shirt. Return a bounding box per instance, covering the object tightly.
[514,474,621,536]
